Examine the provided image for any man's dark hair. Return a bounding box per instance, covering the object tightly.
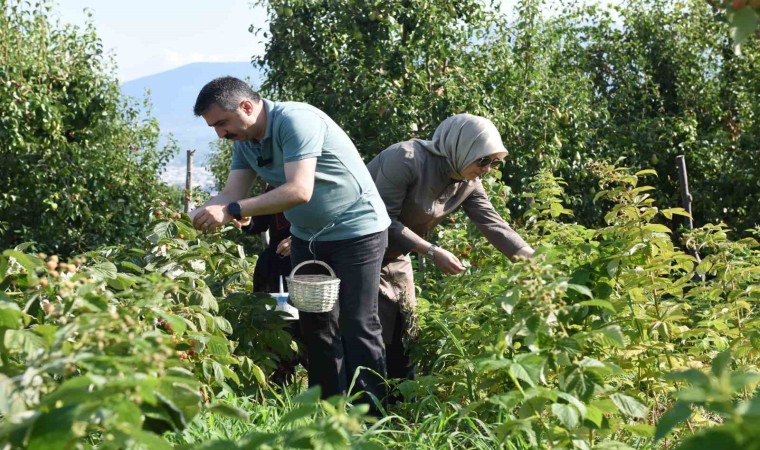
[193,76,261,116]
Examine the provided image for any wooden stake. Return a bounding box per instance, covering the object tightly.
[676,155,704,279]
[676,155,694,230]
[184,149,195,213]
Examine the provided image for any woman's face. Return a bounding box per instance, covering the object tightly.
[453,152,507,181]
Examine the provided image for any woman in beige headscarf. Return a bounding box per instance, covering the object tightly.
[366,113,535,389]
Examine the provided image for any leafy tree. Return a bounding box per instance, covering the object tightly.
[253,0,759,231]
[0,1,176,255]
[253,0,497,158]
[205,139,233,192]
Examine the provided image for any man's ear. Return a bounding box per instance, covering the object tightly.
[240,99,254,115]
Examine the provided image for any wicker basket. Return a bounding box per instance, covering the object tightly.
[286,260,340,313]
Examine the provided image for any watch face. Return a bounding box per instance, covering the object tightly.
[229,202,242,220]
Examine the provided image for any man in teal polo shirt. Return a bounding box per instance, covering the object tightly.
[189,76,390,410]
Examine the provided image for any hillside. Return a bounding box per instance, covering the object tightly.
[121,62,264,188]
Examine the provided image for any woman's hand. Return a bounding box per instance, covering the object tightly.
[514,246,535,260]
[276,236,292,256]
[432,247,466,275]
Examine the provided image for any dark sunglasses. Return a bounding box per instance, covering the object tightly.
[475,156,504,168]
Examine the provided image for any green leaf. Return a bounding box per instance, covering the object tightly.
[661,208,691,220]
[294,387,322,405]
[206,335,231,357]
[0,302,23,329]
[510,354,545,388]
[147,221,176,243]
[556,391,587,417]
[280,404,318,424]
[567,283,593,298]
[655,400,693,441]
[610,393,647,419]
[118,261,144,274]
[642,224,671,234]
[106,273,137,290]
[88,261,118,281]
[27,405,79,450]
[624,423,655,438]
[4,329,44,356]
[107,399,143,428]
[475,357,512,372]
[578,299,617,313]
[213,316,233,335]
[154,379,202,429]
[728,7,759,54]
[593,325,625,347]
[126,429,174,450]
[594,441,635,450]
[673,428,741,450]
[666,368,710,387]
[711,351,732,378]
[584,404,604,427]
[551,403,580,429]
[4,250,42,273]
[207,403,250,421]
[239,432,279,448]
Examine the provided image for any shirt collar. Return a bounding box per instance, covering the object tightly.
[258,98,275,143]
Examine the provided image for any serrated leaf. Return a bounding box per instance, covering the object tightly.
[611,393,647,419]
[88,261,118,281]
[567,283,593,298]
[661,208,691,220]
[0,303,23,329]
[593,325,625,347]
[551,403,580,429]
[106,273,137,290]
[642,224,671,234]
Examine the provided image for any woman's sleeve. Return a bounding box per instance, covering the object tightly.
[461,180,530,258]
[372,147,428,254]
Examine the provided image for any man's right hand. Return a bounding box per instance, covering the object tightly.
[191,204,231,232]
[433,247,466,275]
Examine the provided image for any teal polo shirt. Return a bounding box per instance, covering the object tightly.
[230,99,390,242]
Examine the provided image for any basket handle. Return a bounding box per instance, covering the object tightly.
[289,259,337,278]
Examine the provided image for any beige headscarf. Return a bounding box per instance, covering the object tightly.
[415,114,508,177]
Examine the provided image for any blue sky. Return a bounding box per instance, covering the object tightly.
[54,1,268,82]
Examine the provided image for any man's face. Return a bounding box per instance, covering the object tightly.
[203,101,255,141]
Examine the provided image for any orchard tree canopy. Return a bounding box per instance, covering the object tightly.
[251,0,760,232]
[0,1,176,255]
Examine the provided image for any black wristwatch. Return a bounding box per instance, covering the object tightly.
[227,202,242,221]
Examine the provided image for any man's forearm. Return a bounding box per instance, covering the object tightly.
[238,182,309,217]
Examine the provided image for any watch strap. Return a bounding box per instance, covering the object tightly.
[425,244,438,260]
[227,202,242,221]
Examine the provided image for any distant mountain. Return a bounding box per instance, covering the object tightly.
[121,62,264,189]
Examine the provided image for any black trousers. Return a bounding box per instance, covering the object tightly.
[291,229,388,408]
[378,296,416,382]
